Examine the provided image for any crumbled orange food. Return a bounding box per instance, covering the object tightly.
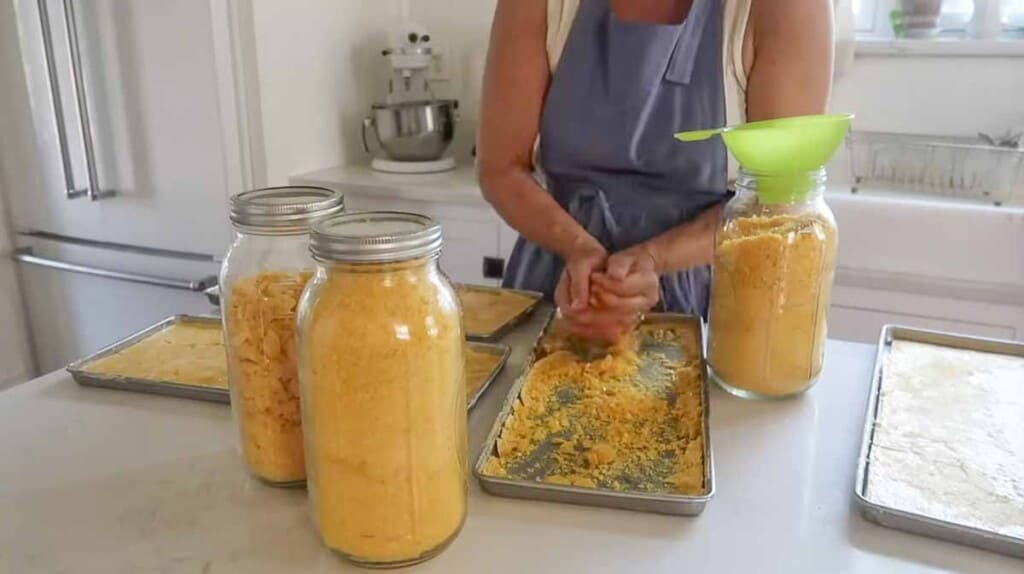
[708,214,837,396]
[458,286,537,337]
[224,271,311,484]
[83,322,226,388]
[482,322,705,495]
[465,346,503,403]
[300,259,466,564]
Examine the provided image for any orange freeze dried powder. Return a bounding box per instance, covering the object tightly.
[483,323,704,495]
[300,260,466,564]
[224,271,311,484]
[708,214,837,396]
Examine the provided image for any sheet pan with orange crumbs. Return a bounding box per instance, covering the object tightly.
[475,313,713,515]
[67,315,229,403]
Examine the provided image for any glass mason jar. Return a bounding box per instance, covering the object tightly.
[707,168,838,399]
[219,186,344,486]
[298,211,467,568]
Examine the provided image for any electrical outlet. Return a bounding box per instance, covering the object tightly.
[483,257,505,279]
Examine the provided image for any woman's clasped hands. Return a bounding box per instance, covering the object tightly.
[554,240,660,343]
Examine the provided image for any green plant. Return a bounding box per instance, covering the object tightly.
[890,9,905,37]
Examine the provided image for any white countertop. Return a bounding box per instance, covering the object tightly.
[292,164,484,205]
[1,310,1020,573]
[290,162,1024,213]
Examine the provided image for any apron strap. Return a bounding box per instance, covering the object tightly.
[665,0,715,85]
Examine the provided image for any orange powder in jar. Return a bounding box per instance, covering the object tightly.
[707,214,837,397]
[224,271,311,484]
[299,259,466,566]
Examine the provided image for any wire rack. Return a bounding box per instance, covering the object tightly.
[847,131,1024,206]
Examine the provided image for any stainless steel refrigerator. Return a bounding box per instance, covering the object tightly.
[1,0,236,374]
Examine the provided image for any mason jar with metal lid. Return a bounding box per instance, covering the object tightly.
[219,186,344,486]
[297,211,466,567]
[707,168,838,399]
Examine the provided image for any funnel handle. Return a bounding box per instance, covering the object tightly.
[673,128,724,142]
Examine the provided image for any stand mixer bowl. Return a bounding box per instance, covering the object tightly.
[364,100,457,162]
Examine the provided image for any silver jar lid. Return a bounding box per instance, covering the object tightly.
[310,211,442,263]
[229,186,344,234]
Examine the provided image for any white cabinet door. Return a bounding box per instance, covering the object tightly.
[829,284,1024,344]
[6,0,232,256]
[829,306,1018,344]
[434,217,497,285]
[342,194,501,285]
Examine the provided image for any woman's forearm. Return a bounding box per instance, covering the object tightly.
[476,0,596,261]
[480,168,599,258]
[636,203,722,273]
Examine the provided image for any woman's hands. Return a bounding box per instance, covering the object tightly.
[553,202,724,343]
[554,240,607,313]
[556,242,661,344]
[591,247,660,315]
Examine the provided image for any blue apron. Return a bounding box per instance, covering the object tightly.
[502,0,728,317]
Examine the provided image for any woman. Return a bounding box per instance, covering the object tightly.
[477,0,833,341]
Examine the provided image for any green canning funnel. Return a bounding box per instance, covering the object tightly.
[674,113,854,203]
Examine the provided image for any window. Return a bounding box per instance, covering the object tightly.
[853,0,878,32]
[853,0,1024,36]
[940,0,974,31]
[1005,0,1024,30]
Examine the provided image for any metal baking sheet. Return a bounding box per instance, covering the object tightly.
[66,315,229,404]
[474,313,714,516]
[854,324,1024,558]
[458,283,543,341]
[466,341,511,411]
[208,283,540,339]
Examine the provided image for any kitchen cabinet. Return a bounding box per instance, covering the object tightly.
[830,285,1022,343]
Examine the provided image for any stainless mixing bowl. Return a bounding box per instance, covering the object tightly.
[363,100,457,162]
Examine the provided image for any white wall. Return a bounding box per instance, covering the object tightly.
[244,0,496,184]
[833,55,1024,136]
[247,0,403,185]
[406,0,496,161]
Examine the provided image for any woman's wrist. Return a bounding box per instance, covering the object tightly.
[635,206,720,274]
[623,242,664,274]
[557,230,604,261]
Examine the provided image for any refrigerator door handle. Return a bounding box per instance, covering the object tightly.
[39,0,116,201]
[36,0,85,200]
[13,247,216,292]
[60,0,114,200]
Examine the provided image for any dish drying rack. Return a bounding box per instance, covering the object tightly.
[847,131,1024,206]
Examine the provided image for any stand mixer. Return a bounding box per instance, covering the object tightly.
[362,25,458,174]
